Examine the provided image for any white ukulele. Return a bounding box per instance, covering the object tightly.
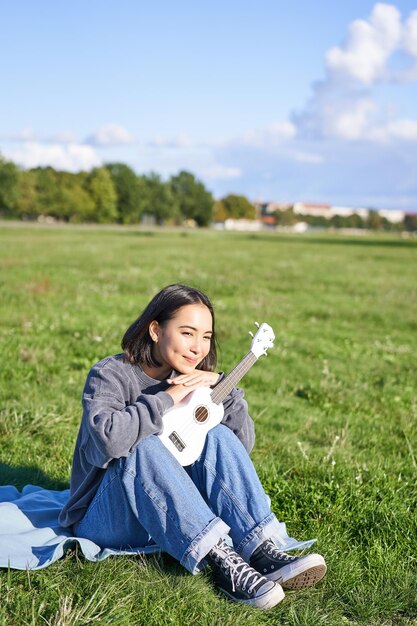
[158,322,275,465]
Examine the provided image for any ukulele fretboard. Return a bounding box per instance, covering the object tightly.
[211,352,257,405]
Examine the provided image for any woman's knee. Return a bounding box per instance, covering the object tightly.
[208,424,236,440]
[205,424,243,452]
[126,433,187,476]
[130,433,167,457]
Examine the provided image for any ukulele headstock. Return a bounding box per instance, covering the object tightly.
[249,322,275,358]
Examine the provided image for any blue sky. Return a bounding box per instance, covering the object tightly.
[1,1,417,211]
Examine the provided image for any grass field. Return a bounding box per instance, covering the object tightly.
[0,223,416,626]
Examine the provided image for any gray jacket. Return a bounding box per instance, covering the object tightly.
[59,354,255,528]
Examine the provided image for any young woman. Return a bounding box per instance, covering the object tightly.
[59,284,326,609]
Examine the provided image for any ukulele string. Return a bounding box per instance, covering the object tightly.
[211,353,256,404]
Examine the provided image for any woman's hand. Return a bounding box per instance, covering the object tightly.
[167,371,220,388]
[165,371,220,405]
[165,382,200,405]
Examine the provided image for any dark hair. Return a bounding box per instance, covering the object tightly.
[122,284,217,371]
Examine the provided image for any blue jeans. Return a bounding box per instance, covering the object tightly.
[75,425,284,574]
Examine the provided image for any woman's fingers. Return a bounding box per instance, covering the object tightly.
[165,380,204,404]
[167,372,219,387]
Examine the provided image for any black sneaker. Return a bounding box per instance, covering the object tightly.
[207,539,285,609]
[249,540,327,590]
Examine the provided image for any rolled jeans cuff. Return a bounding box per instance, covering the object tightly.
[237,512,282,563]
[181,517,230,575]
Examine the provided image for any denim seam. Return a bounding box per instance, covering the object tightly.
[81,471,119,521]
[121,466,136,479]
[133,476,202,551]
[202,458,255,527]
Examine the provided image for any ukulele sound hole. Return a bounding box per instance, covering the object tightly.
[194,405,209,423]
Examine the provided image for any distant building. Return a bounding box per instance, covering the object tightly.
[216,218,262,231]
[254,201,292,215]
[293,202,331,217]
[378,209,405,223]
[259,215,276,227]
[330,206,369,220]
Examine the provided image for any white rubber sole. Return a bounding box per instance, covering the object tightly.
[220,581,285,609]
[266,554,327,590]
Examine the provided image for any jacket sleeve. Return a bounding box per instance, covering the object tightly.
[81,365,174,468]
[220,385,255,453]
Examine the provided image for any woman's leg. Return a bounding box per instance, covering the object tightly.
[187,424,326,590]
[75,434,230,574]
[186,424,285,562]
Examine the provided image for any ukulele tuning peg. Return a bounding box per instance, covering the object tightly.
[254,322,260,328]
[248,331,254,338]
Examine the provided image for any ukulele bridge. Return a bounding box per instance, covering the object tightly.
[168,431,186,452]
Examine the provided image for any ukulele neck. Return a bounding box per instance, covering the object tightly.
[211,352,257,405]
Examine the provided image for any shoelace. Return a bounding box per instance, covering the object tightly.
[264,541,296,562]
[213,546,265,594]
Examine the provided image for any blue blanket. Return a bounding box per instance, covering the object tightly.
[0,485,160,570]
[0,485,315,570]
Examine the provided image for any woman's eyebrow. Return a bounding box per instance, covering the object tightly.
[178,325,213,334]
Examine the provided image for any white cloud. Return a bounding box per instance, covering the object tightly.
[384,118,417,140]
[292,151,323,164]
[312,98,417,143]
[326,3,402,85]
[148,134,192,148]
[2,128,80,144]
[403,9,417,57]
[293,90,381,142]
[294,5,417,143]
[296,94,417,143]
[5,142,102,171]
[328,98,378,140]
[2,128,38,142]
[397,9,417,81]
[86,123,136,146]
[200,164,241,180]
[52,131,78,144]
[240,121,296,148]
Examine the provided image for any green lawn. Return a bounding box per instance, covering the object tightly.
[0,224,416,626]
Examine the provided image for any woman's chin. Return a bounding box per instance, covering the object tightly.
[176,362,198,374]
[177,366,194,374]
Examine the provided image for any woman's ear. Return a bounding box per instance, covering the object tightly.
[149,320,160,343]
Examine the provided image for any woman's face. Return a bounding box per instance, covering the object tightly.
[149,304,213,376]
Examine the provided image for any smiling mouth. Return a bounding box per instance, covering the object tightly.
[183,356,198,364]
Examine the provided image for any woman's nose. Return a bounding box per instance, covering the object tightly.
[190,337,202,354]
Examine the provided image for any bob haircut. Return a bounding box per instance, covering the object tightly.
[122,284,217,371]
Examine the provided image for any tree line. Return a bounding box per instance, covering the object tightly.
[0,155,255,226]
[0,154,415,230]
